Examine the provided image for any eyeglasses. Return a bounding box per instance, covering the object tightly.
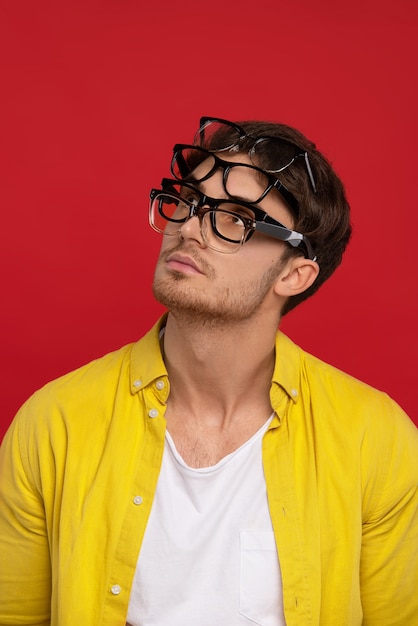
[194,116,317,193]
[171,144,299,210]
[149,179,315,259]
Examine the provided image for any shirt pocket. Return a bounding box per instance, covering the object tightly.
[239,530,286,625]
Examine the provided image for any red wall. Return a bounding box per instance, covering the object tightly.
[1,0,417,438]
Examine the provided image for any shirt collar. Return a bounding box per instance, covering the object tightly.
[129,314,169,394]
[272,331,303,403]
[129,314,303,403]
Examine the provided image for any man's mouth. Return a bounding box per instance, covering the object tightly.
[166,252,203,274]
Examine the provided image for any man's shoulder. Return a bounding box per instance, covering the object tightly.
[14,317,166,424]
[277,330,383,392]
[275,331,414,432]
[9,344,135,443]
[27,314,164,396]
[32,342,135,401]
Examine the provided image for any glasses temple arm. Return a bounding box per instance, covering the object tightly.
[255,221,316,261]
[304,152,317,193]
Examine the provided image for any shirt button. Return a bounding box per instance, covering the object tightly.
[291,388,298,397]
[148,408,158,418]
[155,380,165,390]
[133,496,143,505]
[111,584,121,595]
[133,379,142,388]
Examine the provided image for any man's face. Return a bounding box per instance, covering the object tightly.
[152,152,295,323]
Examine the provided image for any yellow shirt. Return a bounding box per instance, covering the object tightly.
[1,316,417,626]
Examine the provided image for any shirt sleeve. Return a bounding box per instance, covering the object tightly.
[360,398,418,625]
[0,407,52,626]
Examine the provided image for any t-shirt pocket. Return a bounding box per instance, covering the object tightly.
[239,530,286,625]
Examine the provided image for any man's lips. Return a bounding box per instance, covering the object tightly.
[166,252,203,274]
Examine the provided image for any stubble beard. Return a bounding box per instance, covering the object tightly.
[152,245,285,326]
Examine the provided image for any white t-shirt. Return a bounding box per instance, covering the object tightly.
[126,415,286,625]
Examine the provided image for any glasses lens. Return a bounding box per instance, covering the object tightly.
[201,210,247,253]
[172,147,217,183]
[223,164,271,203]
[150,192,193,234]
[194,120,241,152]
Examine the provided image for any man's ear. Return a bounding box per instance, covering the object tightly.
[273,257,320,297]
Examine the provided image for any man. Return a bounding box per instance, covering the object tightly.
[1,116,417,626]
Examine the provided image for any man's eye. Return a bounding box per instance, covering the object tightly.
[217,212,243,226]
[181,193,199,205]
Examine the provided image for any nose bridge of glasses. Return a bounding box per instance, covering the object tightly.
[178,203,212,246]
[180,195,208,226]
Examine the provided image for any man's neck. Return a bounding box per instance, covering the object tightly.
[159,310,280,467]
[161,310,279,428]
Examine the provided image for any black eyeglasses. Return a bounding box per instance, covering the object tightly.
[194,116,317,193]
[171,144,299,211]
[149,178,315,259]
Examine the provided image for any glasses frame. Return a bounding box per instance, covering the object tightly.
[195,116,317,193]
[149,178,316,260]
[171,143,299,211]
[150,192,247,253]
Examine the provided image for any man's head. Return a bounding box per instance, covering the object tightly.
[150,116,351,318]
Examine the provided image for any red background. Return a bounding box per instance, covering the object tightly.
[1,0,417,439]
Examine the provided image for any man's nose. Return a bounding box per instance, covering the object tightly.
[179,212,206,246]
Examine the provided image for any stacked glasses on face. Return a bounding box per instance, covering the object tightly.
[149,117,316,259]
